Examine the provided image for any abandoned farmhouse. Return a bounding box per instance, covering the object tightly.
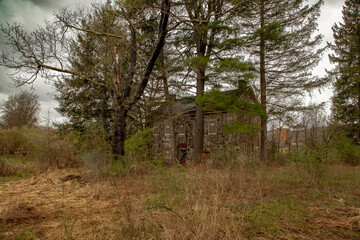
[152,84,260,163]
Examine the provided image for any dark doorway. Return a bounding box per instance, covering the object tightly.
[178,143,187,165]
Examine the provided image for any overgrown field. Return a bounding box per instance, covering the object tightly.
[0,156,359,240]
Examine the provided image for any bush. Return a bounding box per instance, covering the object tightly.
[0,128,32,156]
[65,123,111,153]
[0,158,15,176]
[209,148,237,169]
[82,148,110,179]
[34,136,79,169]
[125,128,153,162]
[0,127,80,169]
[331,132,360,165]
[293,148,325,186]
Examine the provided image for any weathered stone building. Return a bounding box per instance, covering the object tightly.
[153,87,260,163]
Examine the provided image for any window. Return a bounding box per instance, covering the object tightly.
[178,123,185,135]
[165,123,171,135]
[208,120,217,135]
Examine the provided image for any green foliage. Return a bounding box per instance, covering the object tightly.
[196,89,263,135]
[253,21,286,42]
[214,58,255,75]
[243,0,325,116]
[196,89,263,115]
[330,131,360,165]
[125,128,153,161]
[81,123,111,153]
[293,148,325,186]
[222,122,261,135]
[184,56,210,71]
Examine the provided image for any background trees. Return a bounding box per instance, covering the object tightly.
[0,91,40,129]
[330,0,360,144]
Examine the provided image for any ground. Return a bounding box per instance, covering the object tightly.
[0,158,359,239]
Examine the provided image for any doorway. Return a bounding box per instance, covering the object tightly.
[178,143,187,165]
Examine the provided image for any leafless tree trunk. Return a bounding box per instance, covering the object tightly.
[160,52,177,162]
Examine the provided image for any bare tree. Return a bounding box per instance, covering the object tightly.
[0,91,40,129]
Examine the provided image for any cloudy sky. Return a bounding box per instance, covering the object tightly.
[0,0,346,124]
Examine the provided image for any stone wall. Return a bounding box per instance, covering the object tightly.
[153,112,259,162]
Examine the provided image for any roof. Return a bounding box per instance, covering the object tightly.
[169,86,259,116]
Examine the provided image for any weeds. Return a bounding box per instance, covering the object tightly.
[59,212,78,240]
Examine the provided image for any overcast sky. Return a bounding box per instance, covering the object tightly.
[0,0,346,124]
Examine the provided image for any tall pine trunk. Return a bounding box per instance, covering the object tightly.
[193,68,205,163]
[260,0,268,162]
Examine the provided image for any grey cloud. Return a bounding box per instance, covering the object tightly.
[326,0,345,7]
[28,0,61,8]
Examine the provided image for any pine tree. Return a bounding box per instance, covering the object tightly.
[241,0,325,161]
[330,0,360,143]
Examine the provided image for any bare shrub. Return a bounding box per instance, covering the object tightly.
[35,137,79,169]
[0,158,15,176]
[21,127,80,169]
[82,149,110,179]
[209,148,238,169]
[0,127,32,156]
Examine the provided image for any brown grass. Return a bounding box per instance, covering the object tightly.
[0,162,359,239]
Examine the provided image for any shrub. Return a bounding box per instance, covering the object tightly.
[293,148,325,186]
[71,122,112,154]
[34,136,79,169]
[0,158,15,176]
[331,132,360,165]
[82,148,110,179]
[0,128,32,156]
[125,128,153,162]
[209,148,237,169]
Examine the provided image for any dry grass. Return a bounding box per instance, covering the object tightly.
[0,161,359,239]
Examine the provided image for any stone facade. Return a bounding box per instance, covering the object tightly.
[153,90,260,162]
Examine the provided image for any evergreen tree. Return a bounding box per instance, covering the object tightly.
[241,0,325,161]
[330,0,360,144]
[175,0,251,162]
[55,4,117,133]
